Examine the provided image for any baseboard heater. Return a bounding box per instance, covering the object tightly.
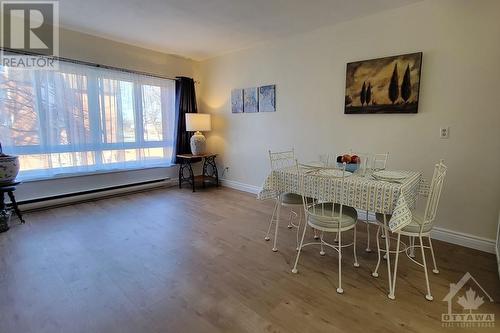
[18,178,172,212]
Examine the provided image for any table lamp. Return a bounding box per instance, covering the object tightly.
[185,113,211,155]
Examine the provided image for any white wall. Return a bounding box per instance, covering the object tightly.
[59,29,196,78]
[197,0,500,241]
[14,28,198,201]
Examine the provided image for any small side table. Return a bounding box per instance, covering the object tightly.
[0,182,25,226]
[177,154,219,192]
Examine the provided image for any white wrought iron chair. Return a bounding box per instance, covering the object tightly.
[373,160,447,301]
[372,152,389,171]
[349,151,389,252]
[291,162,359,294]
[318,153,337,167]
[265,149,307,252]
[348,151,372,171]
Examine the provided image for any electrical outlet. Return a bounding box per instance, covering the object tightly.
[222,166,229,178]
[440,127,449,139]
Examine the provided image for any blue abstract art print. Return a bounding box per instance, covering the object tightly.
[259,85,276,112]
[231,89,243,113]
[243,87,258,113]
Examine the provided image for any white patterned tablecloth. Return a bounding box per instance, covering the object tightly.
[258,167,421,232]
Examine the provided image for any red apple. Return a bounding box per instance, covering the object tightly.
[342,154,351,163]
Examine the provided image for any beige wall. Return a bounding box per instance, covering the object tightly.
[60,28,196,78]
[197,0,500,240]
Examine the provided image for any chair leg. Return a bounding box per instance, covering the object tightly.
[287,209,294,229]
[353,224,360,267]
[419,236,433,301]
[409,236,416,258]
[334,232,338,243]
[292,220,308,274]
[313,227,319,240]
[365,211,371,252]
[295,209,303,251]
[388,233,401,300]
[383,230,390,260]
[372,225,381,277]
[428,236,439,274]
[320,232,325,256]
[272,195,281,252]
[265,199,279,241]
[382,217,393,297]
[337,228,343,294]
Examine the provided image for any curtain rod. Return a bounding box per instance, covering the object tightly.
[1,47,199,83]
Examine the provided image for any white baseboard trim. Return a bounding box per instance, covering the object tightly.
[223,180,496,254]
[221,179,261,194]
[431,226,495,254]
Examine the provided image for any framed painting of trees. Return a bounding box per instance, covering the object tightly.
[344,52,422,114]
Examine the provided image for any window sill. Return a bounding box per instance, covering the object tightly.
[19,164,177,183]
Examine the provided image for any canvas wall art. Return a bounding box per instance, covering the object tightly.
[344,52,422,114]
[259,85,276,112]
[243,87,258,113]
[231,89,243,113]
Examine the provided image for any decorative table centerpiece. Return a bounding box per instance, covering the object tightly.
[0,143,19,232]
[336,154,361,173]
[0,143,19,184]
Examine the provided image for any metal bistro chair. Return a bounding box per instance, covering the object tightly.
[292,161,359,294]
[372,152,389,171]
[374,160,447,301]
[318,153,337,167]
[265,149,307,252]
[350,151,389,253]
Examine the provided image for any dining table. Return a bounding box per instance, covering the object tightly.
[259,165,421,231]
[258,163,422,296]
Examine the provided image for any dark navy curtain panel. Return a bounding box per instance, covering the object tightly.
[172,77,198,164]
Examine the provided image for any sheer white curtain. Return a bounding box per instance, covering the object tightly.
[0,61,175,181]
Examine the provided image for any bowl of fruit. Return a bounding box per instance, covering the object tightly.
[336,154,361,173]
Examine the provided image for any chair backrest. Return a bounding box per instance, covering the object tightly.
[422,160,447,227]
[349,150,388,170]
[372,152,389,170]
[349,150,372,170]
[269,149,295,171]
[297,161,349,226]
[318,152,342,168]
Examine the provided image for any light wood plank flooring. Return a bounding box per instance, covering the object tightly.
[0,187,498,332]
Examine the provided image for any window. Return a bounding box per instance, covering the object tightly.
[0,60,176,181]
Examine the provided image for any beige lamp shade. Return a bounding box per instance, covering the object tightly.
[185,113,211,132]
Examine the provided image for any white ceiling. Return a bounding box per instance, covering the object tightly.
[58,0,420,61]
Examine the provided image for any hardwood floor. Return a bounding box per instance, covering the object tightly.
[0,186,498,333]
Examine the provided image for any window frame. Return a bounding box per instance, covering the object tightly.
[0,56,176,181]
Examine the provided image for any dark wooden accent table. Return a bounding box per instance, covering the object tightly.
[0,182,25,231]
[177,154,219,192]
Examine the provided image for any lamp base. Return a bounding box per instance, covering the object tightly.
[190,131,206,155]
